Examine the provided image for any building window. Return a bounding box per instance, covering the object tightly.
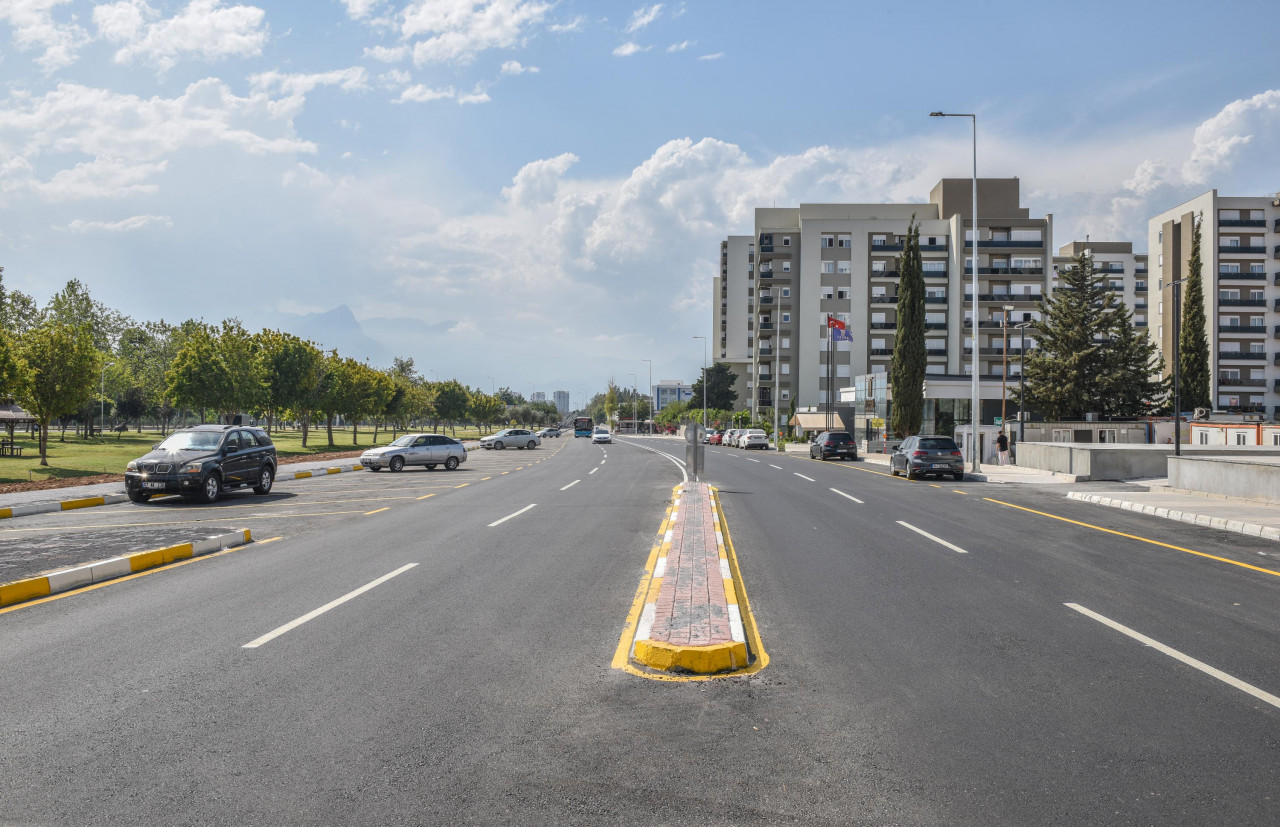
[781,313,790,323]
[837,261,852,274]
[838,234,851,248]
[782,236,791,246]
[781,261,791,272]
[837,288,850,300]
[780,363,790,375]
[780,390,789,400]
[1098,429,1118,444]
[821,261,835,274]
[781,337,790,349]
[1199,431,1209,444]
[821,235,835,248]
[923,261,946,271]
[821,287,834,299]
[1236,433,1248,445]
[872,260,887,272]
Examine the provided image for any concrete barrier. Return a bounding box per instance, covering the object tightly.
[1014,443,1280,481]
[1168,455,1280,504]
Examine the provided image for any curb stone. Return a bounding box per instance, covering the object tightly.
[0,528,253,609]
[1066,491,1280,542]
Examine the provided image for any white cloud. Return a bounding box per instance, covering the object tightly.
[340,0,382,19]
[64,214,172,232]
[250,67,370,97]
[457,87,490,105]
[624,4,662,33]
[96,0,268,73]
[397,84,455,102]
[379,68,411,87]
[548,15,584,33]
[697,52,723,61]
[1181,89,1280,185]
[612,41,649,57]
[502,152,578,207]
[666,40,691,52]
[500,59,538,75]
[0,0,91,71]
[364,44,409,62]
[26,158,167,200]
[401,0,552,66]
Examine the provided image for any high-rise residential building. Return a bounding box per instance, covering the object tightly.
[720,178,1052,421]
[531,391,547,403]
[653,379,695,411]
[716,236,755,406]
[553,390,570,414]
[1052,239,1150,338]
[1149,191,1279,417]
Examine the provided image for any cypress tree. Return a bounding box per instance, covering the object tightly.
[890,219,926,437]
[1020,252,1114,420]
[1178,214,1212,410]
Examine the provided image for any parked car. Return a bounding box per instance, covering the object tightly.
[890,435,964,481]
[480,428,541,450]
[722,429,740,447]
[591,427,612,444]
[361,433,466,472]
[709,430,724,445]
[741,429,769,450]
[125,424,277,504]
[809,430,859,461]
[537,428,561,438]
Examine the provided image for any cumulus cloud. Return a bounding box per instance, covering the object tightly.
[364,44,409,62]
[502,152,578,207]
[401,0,552,66]
[397,84,455,102]
[340,0,382,19]
[457,88,491,105]
[250,67,370,98]
[0,0,92,71]
[612,42,649,57]
[95,0,268,73]
[64,214,172,232]
[548,15,584,33]
[625,4,662,33]
[666,40,691,52]
[500,59,538,74]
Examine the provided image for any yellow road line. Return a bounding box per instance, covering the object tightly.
[364,507,390,516]
[953,490,968,495]
[984,497,1280,578]
[481,476,492,481]
[0,535,280,616]
[417,493,436,500]
[455,483,470,489]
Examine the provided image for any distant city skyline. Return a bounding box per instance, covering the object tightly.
[0,1,1277,392]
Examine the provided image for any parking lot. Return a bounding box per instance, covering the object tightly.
[0,438,568,585]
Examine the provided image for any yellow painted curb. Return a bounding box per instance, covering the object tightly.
[0,576,51,607]
[61,496,105,511]
[0,508,11,519]
[294,470,313,479]
[634,639,749,674]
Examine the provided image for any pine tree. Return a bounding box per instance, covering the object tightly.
[1097,302,1167,416]
[1178,214,1211,410]
[890,219,925,437]
[1020,253,1115,420]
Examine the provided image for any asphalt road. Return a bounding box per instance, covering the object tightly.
[2,435,1279,824]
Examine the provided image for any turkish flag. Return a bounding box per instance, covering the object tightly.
[827,315,846,330]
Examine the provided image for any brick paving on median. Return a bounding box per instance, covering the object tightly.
[649,482,733,647]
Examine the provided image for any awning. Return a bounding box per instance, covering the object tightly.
[789,412,836,429]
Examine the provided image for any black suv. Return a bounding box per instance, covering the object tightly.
[125,425,277,504]
[810,430,858,461]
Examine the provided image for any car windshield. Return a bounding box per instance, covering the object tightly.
[157,431,223,451]
[919,438,959,451]
[389,435,416,447]
[826,433,852,443]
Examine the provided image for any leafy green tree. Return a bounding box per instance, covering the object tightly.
[604,383,619,424]
[432,379,471,435]
[45,279,131,352]
[890,219,926,438]
[1097,303,1167,416]
[257,330,323,434]
[213,319,262,418]
[1019,253,1117,420]
[18,321,99,465]
[496,386,525,405]
[115,385,148,435]
[690,363,739,410]
[166,324,228,423]
[1178,214,1211,410]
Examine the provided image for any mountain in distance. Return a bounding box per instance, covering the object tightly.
[274,305,393,366]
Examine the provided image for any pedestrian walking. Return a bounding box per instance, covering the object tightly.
[996,431,1010,466]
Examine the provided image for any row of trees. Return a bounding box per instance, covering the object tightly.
[0,272,559,466]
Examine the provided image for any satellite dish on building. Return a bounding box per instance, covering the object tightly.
[1193,407,1211,420]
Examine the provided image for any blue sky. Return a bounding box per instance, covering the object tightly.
[1,0,1278,398]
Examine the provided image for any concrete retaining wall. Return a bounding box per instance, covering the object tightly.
[1168,455,1280,503]
[1015,443,1280,481]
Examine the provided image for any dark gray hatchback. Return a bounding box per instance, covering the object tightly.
[810,431,858,461]
[890,435,964,481]
[125,425,277,504]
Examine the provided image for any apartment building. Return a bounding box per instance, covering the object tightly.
[1149,191,1280,416]
[722,178,1052,421]
[652,379,695,411]
[553,390,570,414]
[715,236,754,406]
[531,391,547,403]
[1051,240,1151,356]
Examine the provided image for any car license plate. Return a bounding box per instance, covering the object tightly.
[144,481,166,489]
[931,463,946,469]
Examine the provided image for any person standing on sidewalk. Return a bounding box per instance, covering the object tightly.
[996,430,1010,466]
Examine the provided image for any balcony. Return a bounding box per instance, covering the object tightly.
[870,321,897,330]
[1136,321,1148,327]
[1220,404,1268,414]
[871,242,904,251]
[1096,266,1125,273]
[926,348,947,356]
[964,239,1044,248]
[925,295,948,304]
[923,268,949,277]
[870,294,897,303]
[920,244,948,252]
[758,347,772,357]
[979,293,1042,302]
[1219,298,1266,306]
[925,322,948,330]
[1219,377,1266,387]
[1220,218,1266,227]
[964,267,1044,276]
[758,295,774,305]
[1220,270,1266,280]
[1134,302,1148,310]
[871,269,900,278]
[756,376,774,386]
[759,244,773,253]
[1220,350,1266,360]
[1220,245,1266,254]
[1220,324,1266,333]
[870,348,893,357]
[962,319,1006,329]
[1135,282,1148,292]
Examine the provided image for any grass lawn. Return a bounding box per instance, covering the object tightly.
[0,424,488,484]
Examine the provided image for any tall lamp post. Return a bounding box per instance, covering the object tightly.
[1014,321,1031,444]
[99,361,114,438]
[930,110,980,473]
[1163,276,1185,457]
[692,336,707,433]
[1000,304,1015,430]
[627,373,638,434]
[641,358,652,435]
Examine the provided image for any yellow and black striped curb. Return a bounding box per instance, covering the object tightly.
[0,442,484,522]
[0,528,253,609]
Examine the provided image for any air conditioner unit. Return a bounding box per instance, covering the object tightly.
[1193,407,1212,420]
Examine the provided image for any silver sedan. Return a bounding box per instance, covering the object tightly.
[360,433,468,471]
[479,428,542,450]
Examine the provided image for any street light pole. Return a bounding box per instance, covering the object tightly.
[1001,304,1014,429]
[627,373,637,435]
[641,359,652,435]
[692,336,707,433]
[1165,276,1185,457]
[931,110,981,473]
[1015,321,1031,444]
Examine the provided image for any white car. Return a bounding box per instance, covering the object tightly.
[480,428,541,450]
[741,430,769,450]
[361,433,467,471]
[725,429,742,447]
[591,428,612,444]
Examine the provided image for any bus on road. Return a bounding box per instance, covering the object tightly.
[573,417,594,437]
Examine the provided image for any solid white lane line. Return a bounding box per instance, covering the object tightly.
[489,503,537,527]
[746,458,761,463]
[896,521,969,554]
[1065,603,1280,711]
[589,467,599,475]
[601,459,606,464]
[243,564,417,648]
[560,480,581,491]
[830,488,864,504]
[794,473,816,482]
[770,464,782,470]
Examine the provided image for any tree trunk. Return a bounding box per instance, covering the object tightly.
[373,419,380,443]
[301,416,310,448]
[326,414,334,448]
[39,420,49,466]
[352,420,359,445]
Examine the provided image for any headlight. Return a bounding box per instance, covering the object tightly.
[126,461,137,472]
[180,461,203,473]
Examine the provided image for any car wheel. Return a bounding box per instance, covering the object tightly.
[368,465,382,471]
[426,464,437,470]
[953,471,964,482]
[390,455,405,472]
[127,489,151,503]
[494,441,505,450]
[198,473,222,504]
[253,466,274,495]
[905,465,917,481]
[528,440,537,450]
[445,456,460,471]
[890,465,899,477]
